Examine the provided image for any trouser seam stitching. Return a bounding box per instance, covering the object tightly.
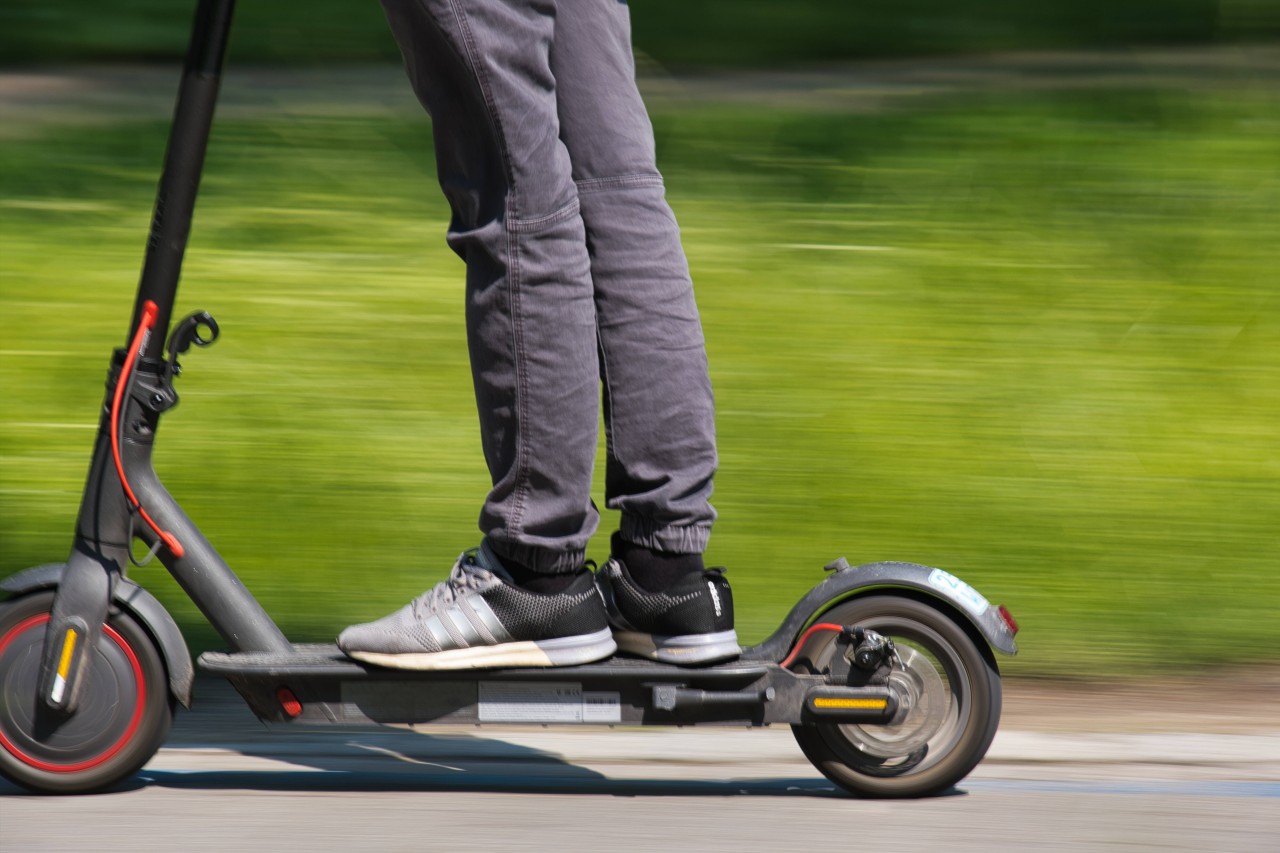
[597,327,618,505]
[575,173,665,195]
[508,198,581,232]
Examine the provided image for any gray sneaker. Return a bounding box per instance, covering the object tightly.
[337,545,616,670]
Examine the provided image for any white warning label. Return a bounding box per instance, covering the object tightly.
[582,691,623,723]
[478,683,622,724]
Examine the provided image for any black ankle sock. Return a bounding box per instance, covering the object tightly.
[611,531,704,593]
[494,554,587,595]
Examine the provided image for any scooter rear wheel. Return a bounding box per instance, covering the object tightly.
[0,591,173,794]
[791,594,1001,798]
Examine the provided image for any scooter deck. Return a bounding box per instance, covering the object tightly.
[199,643,771,680]
[197,644,893,729]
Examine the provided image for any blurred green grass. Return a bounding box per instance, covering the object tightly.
[3,65,1279,678]
[2,0,1277,67]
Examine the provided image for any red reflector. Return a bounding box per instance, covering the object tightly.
[997,605,1019,636]
[276,686,303,718]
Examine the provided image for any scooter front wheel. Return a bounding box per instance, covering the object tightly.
[791,594,1001,798]
[0,590,173,794]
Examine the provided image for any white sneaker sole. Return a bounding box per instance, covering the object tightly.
[613,629,740,666]
[347,628,617,671]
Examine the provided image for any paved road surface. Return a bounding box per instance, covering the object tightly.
[1,678,1276,852]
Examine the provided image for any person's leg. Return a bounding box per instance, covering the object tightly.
[338,0,616,669]
[378,0,602,575]
[550,0,737,663]
[550,0,719,561]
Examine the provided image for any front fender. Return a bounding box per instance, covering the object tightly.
[1,564,194,708]
[741,560,1018,663]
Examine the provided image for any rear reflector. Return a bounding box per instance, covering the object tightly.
[997,605,1019,636]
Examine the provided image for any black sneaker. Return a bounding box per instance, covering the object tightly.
[597,557,740,665]
[337,545,616,670]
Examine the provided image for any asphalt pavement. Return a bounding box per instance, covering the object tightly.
[1,676,1276,852]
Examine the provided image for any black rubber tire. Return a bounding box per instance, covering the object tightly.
[791,595,1001,798]
[0,591,174,794]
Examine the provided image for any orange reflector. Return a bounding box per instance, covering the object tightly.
[57,628,78,680]
[276,687,303,718]
[50,628,79,705]
[812,697,888,710]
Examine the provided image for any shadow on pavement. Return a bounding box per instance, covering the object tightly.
[135,769,861,798]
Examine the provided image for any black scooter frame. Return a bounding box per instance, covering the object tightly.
[13,0,1016,742]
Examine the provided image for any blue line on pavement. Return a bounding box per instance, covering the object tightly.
[966,779,1280,798]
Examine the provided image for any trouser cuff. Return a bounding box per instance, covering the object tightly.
[485,536,588,575]
[619,515,712,555]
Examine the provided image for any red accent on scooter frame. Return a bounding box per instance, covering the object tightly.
[111,299,185,558]
[275,687,303,718]
[0,614,147,773]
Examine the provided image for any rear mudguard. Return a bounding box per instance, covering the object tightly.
[741,560,1017,663]
[1,563,194,708]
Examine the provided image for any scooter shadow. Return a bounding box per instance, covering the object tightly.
[147,717,859,798]
[140,679,842,797]
[139,768,856,798]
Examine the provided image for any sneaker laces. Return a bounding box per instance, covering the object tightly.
[409,552,493,617]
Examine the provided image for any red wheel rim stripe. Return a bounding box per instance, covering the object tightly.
[0,613,148,774]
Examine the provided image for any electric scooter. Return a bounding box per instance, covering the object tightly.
[0,0,1019,798]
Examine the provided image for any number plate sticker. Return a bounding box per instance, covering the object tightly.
[927,569,990,616]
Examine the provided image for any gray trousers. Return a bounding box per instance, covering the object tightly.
[380,0,717,572]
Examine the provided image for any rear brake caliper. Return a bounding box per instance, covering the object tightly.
[822,626,896,679]
[845,627,896,672]
[833,627,920,726]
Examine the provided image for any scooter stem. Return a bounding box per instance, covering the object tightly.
[128,0,237,356]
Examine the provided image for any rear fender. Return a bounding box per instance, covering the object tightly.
[1,563,194,708]
[742,560,1018,663]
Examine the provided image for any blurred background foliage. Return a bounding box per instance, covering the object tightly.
[1,0,1279,67]
[2,2,1280,680]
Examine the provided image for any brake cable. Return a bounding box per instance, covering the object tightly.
[110,299,185,559]
[779,622,845,669]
